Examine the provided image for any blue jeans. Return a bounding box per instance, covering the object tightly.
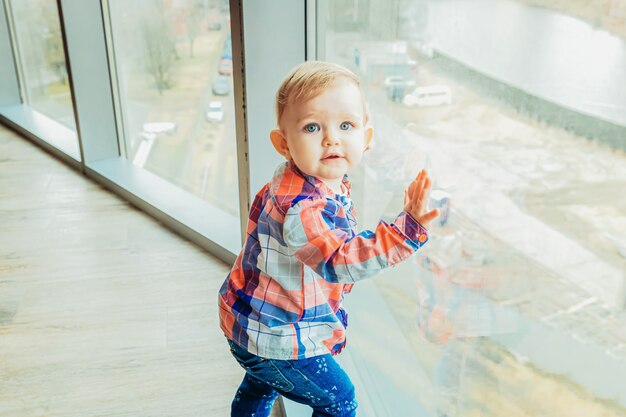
[228,340,358,417]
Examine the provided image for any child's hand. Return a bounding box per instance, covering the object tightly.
[404,169,440,228]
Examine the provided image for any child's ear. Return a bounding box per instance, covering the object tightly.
[363,104,374,152]
[363,125,374,152]
[270,129,290,159]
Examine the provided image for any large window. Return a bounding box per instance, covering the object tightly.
[2,1,625,414]
[318,0,626,416]
[7,0,75,129]
[105,0,239,218]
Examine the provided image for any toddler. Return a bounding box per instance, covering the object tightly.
[218,61,439,417]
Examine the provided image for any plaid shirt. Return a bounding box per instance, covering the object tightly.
[218,160,429,360]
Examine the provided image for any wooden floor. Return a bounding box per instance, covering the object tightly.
[0,126,282,417]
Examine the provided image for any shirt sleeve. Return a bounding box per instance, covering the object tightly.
[283,197,429,283]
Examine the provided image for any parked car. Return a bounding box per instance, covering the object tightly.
[383,76,416,102]
[206,100,224,122]
[403,85,452,107]
[383,75,415,101]
[212,76,231,96]
[222,36,232,60]
[142,122,177,135]
[383,75,416,88]
[218,58,232,75]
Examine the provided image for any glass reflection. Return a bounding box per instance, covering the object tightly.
[319,0,626,416]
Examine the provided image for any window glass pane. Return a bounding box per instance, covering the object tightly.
[9,0,75,129]
[318,0,626,416]
[106,0,239,217]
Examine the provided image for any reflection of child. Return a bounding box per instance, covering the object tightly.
[218,61,440,417]
[416,227,523,417]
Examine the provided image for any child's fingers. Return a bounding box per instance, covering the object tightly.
[419,208,440,225]
[418,177,432,212]
[416,169,428,189]
[408,174,422,202]
[412,169,424,187]
[407,181,416,202]
[412,174,428,210]
[409,169,424,193]
[407,169,433,216]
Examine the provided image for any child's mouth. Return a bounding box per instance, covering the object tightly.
[321,156,344,165]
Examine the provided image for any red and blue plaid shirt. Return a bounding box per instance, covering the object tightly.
[218,160,429,359]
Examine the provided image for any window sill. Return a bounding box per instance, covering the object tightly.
[0,104,80,163]
[87,157,240,265]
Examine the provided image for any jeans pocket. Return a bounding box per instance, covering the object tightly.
[241,358,295,392]
[228,340,295,392]
[259,361,295,392]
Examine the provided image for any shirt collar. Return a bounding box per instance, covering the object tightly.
[288,160,351,198]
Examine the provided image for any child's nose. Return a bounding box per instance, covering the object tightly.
[322,129,341,146]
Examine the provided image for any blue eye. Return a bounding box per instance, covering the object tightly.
[340,122,352,130]
[304,123,320,133]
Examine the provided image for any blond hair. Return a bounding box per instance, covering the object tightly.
[275,61,362,126]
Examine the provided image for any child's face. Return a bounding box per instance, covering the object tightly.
[270,79,373,192]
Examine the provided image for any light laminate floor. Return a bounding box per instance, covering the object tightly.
[0,127,282,417]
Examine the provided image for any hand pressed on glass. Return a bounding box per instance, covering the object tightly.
[404,169,440,228]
